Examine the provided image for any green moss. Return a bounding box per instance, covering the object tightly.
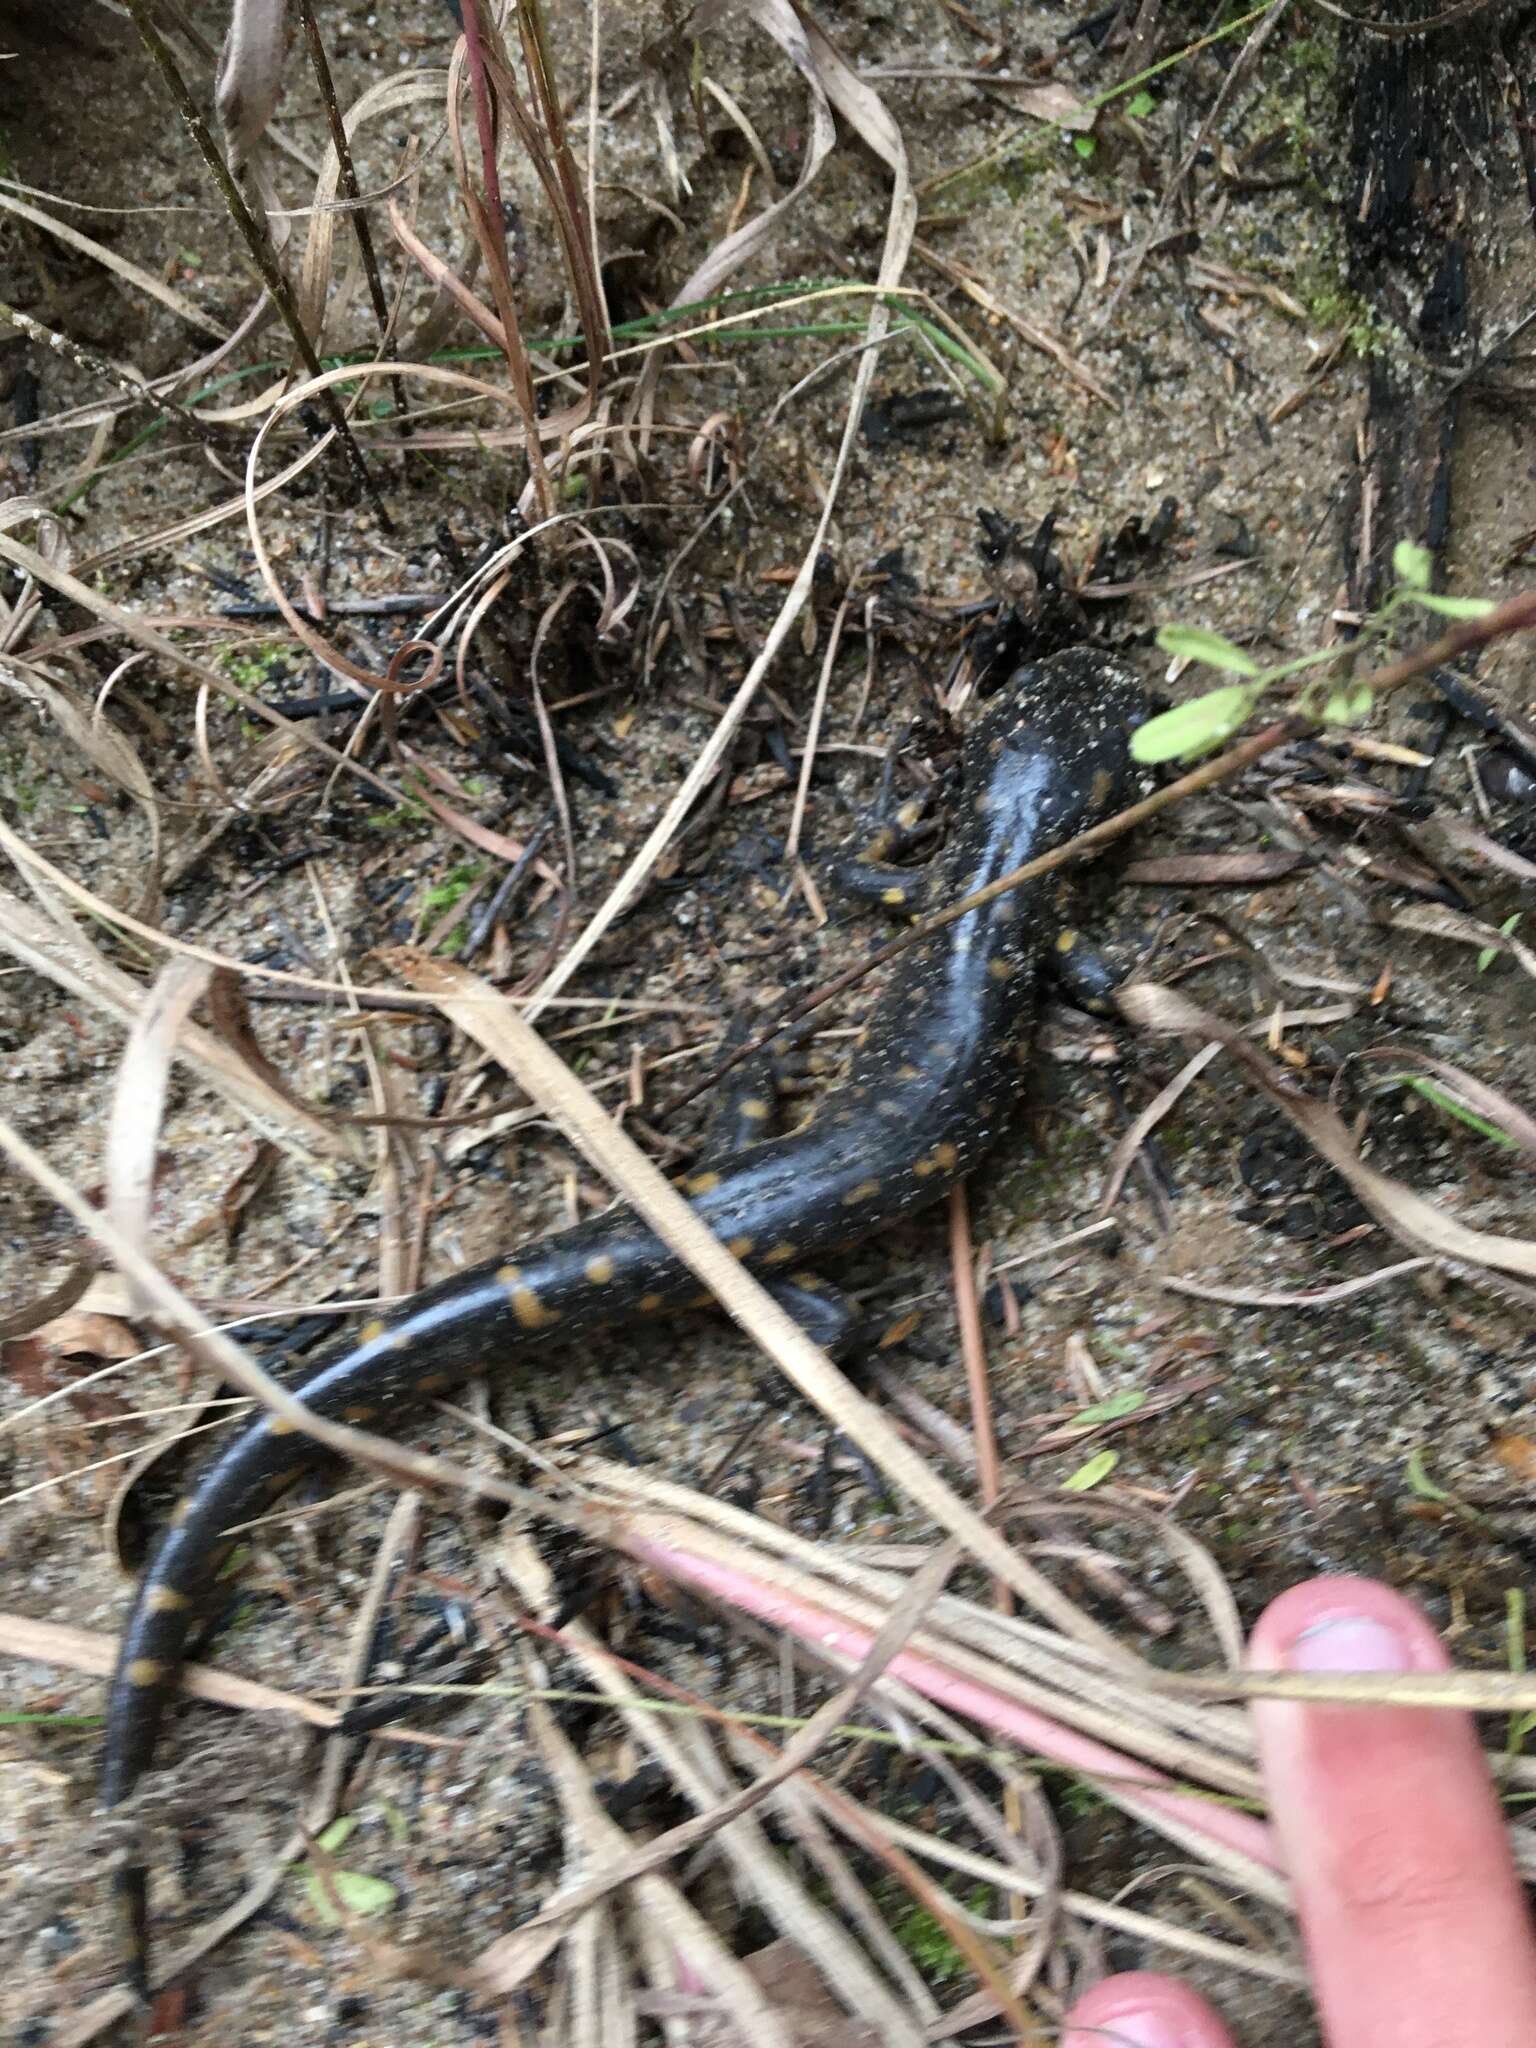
[888,1887,994,1983]
[1,748,42,814]
[220,640,294,689]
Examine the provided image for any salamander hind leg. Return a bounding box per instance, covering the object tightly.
[699,1013,813,1159]
[762,1272,859,1359]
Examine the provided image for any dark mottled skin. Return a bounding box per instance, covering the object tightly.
[100,648,1145,1967]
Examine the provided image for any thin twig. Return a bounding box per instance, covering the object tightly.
[293,0,409,425]
[122,0,392,529]
[0,299,224,451]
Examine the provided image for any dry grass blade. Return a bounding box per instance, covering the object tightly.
[0,884,351,1156]
[531,1,916,1012]
[1119,981,1536,1280]
[104,958,212,1309]
[296,69,449,348]
[499,1536,933,2041]
[1,655,163,908]
[1099,1041,1222,1214]
[471,1543,1041,2038]
[1390,900,1536,982]
[661,0,836,313]
[913,237,1116,405]
[1159,1260,1432,1308]
[387,950,1130,1655]
[0,1110,556,1512]
[526,1700,796,2045]
[0,187,227,338]
[0,1611,449,1745]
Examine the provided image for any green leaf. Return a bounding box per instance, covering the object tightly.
[1394,1075,1517,1149]
[1130,683,1259,764]
[1402,592,1496,620]
[1071,1389,1147,1426]
[1061,1449,1119,1492]
[1155,625,1262,676]
[1404,1447,1451,1502]
[1321,681,1373,725]
[1126,90,1156,117]
[303,1818,399,1927]
[1391,539,1432,589]
[1073,134,1096,158]
[1478,912,1521,974]
[305,1866,399,1928]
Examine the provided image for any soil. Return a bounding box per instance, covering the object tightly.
[2,0,1534,2042]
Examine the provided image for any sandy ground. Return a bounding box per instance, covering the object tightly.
[2,0,1535,2039]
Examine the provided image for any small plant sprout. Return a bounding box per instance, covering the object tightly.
[1132,540,1499,765]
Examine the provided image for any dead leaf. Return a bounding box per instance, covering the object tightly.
[1119,981,1536,1282]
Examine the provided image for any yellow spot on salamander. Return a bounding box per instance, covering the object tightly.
[343,1403,378,1425]
[727,1236,755,1259]
[170,1498,193,1526]
[791,1271,824,1291]
[913,1141,958,1177]
[359,1318,389,1344]
[739,1097,771,1122]
[508,1284,562,1331]
[417,1372,452,1394]
[585,1255,616,1285]
[1056,929,1079,953]
[640,1292,666,1312]
[267,1418,297,1436]
[126,1658,165,1687]
[988,955,1014,981]
[686,1171,721,1197]
[842,1179,882,1205]
[764,1242,797,1265]
[686,1290,713,1309]
[147,1585,191,1614]
[881,885,908,906]
[896,797,925,830]
[897,1063,924,1083]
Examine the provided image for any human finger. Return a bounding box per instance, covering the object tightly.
[1061,1970,1236,2048]
[1249,1576,1536,2048]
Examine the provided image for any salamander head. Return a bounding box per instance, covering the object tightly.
[963,647,1148,840]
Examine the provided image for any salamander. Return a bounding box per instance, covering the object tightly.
[99,646,1146,1979]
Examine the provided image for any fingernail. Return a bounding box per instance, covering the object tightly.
[1065,2008,1191,2048]
[1289,1611,1412,1674]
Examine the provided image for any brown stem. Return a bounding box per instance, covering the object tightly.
[292,0,409,429]
[123,0,393,531]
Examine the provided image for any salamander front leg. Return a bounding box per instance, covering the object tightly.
[698,1016,813,1159]
[819,769,939,918]
[761,1272,859,1359]
[819,852,934,919]
[1044,926,1125,1016]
